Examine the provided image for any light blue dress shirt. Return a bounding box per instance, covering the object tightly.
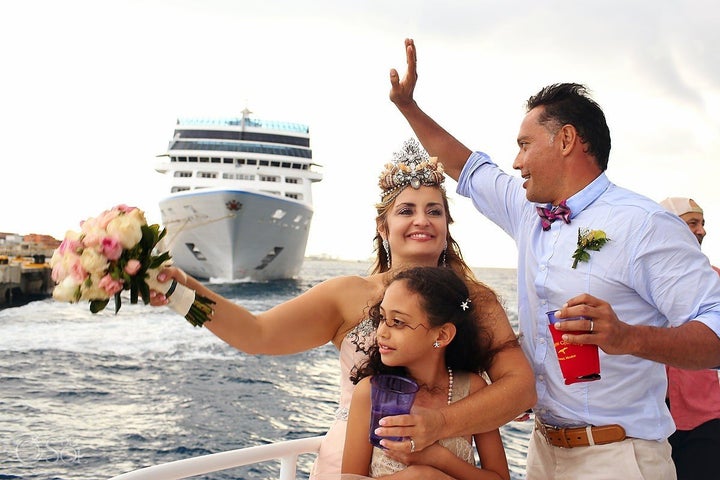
[457,151,720,440]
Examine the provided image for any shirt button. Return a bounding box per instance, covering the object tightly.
[540,265,546,271]
[538,375,545,382]
[539,338,545,344]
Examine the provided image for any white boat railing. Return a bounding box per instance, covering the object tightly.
[108,435,324,480]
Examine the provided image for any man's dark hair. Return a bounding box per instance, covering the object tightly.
[526,83,611,171]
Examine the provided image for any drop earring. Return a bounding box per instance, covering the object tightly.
[382,239,391,269]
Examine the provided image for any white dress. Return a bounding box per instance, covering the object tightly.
[310,318,376,475]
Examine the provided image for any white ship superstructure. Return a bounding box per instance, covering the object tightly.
[155,109,322,281]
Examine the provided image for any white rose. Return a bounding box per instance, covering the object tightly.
[80,248,109,275]
[52,277,81,303]
[106,211,145,249]
[80,274,110,301]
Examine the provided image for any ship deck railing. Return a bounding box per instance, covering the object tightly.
[107,434,325,480]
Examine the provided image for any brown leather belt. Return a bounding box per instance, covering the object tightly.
[535,419,626,448]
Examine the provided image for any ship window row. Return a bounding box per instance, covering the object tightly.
[172,155,311,170]
[171,141,311,159]
[176,171,304,185]
[175,129,310,148]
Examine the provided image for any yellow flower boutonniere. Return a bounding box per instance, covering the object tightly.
[571,228,610,269]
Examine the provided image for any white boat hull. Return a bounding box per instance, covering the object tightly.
[159,189,314,281]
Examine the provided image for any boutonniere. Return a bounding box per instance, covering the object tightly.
[571,228,610,269]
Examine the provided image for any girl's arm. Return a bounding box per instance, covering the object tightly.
[342,377,374,476]
[470,373,511,480]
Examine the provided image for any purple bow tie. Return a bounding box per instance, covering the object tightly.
[536,200,571,231]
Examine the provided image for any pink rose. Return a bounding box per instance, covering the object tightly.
[96,209,120,229]
[99,274,124,296]
[114,204,137,214]
[124,259,141,275]
[101,236,123,261]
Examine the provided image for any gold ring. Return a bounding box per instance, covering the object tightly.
[409,437,415,453]
[589,320,594,332]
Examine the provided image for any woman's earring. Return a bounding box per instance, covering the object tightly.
[433,340,441,348]
[441,241,448,267]
[383,239,391,269]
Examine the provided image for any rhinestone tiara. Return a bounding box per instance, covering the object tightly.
[378,138,445,204]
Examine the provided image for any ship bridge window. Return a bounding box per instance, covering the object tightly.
[211,157,221,163]
[259,160,269,166]
[175,171,193,178]
[198,172,217,178]
[285,177,301,184]
[247,159,257,165]
[200,157,210,163]
[223,158,233,164]
[260,175,279,182]
[237,173,255,180]
[271,161,281,167]
[222,173,234,179]
[285,193,303,200]
[171,186,190,193]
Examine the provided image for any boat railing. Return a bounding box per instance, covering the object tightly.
[107,434,324,480]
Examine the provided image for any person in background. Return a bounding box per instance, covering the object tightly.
[342,266,509,480]
[150,139,535,475]
[382,38,720,479]
[660,196,720,480]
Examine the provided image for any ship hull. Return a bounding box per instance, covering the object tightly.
[159,189,313,281]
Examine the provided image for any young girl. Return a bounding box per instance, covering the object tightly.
[342,266,510,480]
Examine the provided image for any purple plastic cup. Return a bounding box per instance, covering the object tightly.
[369,375,418,448]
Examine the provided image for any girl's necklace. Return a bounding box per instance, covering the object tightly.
[447,367,453,405]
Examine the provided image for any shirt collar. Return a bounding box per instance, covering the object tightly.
[563,173,610,219]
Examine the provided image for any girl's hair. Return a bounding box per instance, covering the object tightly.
[351,266,498,384]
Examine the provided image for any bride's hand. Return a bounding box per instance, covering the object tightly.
[148,266,188,306]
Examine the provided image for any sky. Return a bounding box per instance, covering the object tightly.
[2,0,720,269]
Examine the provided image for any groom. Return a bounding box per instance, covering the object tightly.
[379,38,720,479]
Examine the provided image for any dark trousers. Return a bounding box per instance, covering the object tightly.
[669,418,720,480]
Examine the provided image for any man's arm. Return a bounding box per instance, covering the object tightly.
[390,38,472,180]
[555,294,720,369]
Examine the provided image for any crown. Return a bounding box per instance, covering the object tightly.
[379,138,445,204]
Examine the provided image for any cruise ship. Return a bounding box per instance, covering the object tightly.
[155,109,322,281]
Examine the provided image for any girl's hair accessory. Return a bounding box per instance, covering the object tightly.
[460,298,471,311]
[378,138,445,204]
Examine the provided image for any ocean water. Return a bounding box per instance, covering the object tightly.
[0,259,531,479]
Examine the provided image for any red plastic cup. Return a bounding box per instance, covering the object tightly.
[547,310,601,385]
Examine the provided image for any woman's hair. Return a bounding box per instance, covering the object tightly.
[351,266,498,384]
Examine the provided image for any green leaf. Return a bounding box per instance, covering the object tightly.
[90,299,109,314]
[139,281,150,305]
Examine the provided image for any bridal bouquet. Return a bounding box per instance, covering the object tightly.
[50,204,214,326]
